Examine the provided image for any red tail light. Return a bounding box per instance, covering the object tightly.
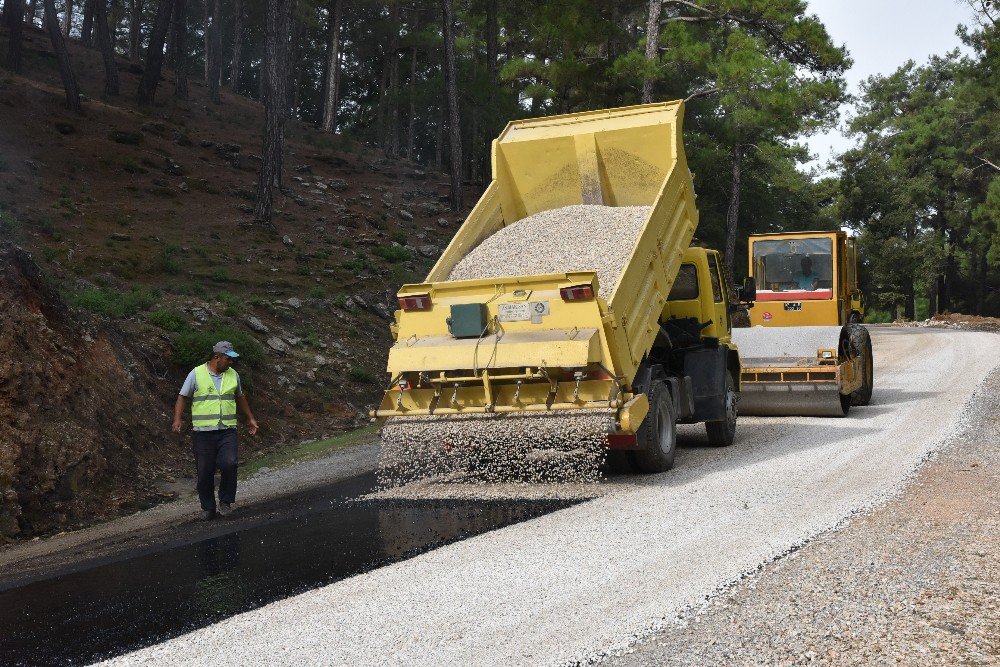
[398,294,432,311]
[560,284,595,301]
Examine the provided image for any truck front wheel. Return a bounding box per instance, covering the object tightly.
[705,370,737,447]
[632,381,677,473]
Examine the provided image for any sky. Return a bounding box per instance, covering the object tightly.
[802,0,977,171]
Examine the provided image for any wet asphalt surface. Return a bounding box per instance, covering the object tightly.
[0,472,577,666]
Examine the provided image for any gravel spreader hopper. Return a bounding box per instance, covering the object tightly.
[731,231,874,417]
[372,102,750,484]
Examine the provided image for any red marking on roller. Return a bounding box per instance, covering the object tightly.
[606,433,638,449]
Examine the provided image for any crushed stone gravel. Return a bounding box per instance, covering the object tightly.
[99,328,1000,667]
[378,409,614,487]
[447,205,651,299]
[608,363,1000,667]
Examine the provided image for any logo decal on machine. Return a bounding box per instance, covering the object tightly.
[762,312,773,321]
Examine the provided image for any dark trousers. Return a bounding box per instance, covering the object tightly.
[192,429,238,512]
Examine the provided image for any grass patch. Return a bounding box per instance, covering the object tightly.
[41,246,60,262]
[68,286,159,317]
[391,230,408,245]
[343,255,374,273]
[217,290,241,316]
[148,308,189,332]
[349,366,376,384]
[210,267,229,282]
[0,207,23,241]
[374,245,411,263]
[308,286,325,299]
[160,243,181,275]
[121,157,147,174]
[238,425,379,480]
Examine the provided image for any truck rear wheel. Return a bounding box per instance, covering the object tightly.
[632,381,677,473]
[848,325,874,406]
[705,370,737,447]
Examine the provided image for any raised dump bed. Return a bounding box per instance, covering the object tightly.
[372,102,741,481]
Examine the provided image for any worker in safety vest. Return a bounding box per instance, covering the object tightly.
[172,341,259,520]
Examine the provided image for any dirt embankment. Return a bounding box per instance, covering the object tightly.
[0,242,180,540]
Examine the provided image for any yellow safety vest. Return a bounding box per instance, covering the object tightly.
[191,364,239,428]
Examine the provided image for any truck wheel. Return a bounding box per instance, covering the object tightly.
[705,371,737,447]
[848,311,863,324]
[848,325,874,406]
[632,381,677,473]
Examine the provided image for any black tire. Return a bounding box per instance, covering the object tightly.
[705,370,737,447]
[848,324,874,406]
[632,381,677,473]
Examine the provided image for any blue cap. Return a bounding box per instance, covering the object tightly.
[213,341,240,358]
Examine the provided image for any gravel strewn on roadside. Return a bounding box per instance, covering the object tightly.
[608,366,1000,667]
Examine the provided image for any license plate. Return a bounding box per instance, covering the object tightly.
[784,302,802,311]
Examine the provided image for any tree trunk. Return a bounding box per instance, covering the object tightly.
[61,0,72,35]
[5,0,25,72]
[127,0,141,60]
[44,0,82,111]
[80,0,94,45]
[171,0,186,98]
[434,104,443,171]
[228,0,241,91]
[287,2,303,114]
[94,0,119,94]
[135,0,173,104]
[485,0,497,85]
[254,0,289,224]
[441,0,462,210]
[27,0,39,26]
[319,0,342,132]
[641,0,661,104]
[381,0,400,154]
[405,14,418,161]
[206,0,221,102]
[724,143,742,276]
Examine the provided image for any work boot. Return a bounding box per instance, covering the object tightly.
[218,502,233,517]
[200,509,215,521]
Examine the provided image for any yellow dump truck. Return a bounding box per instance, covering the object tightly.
[373,101,749,474]
[731,230,874,416]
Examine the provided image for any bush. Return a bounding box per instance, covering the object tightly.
[0,207,22,240]
[121,157,147,174]
[343,256,374,273]
[160,244,181,275]
[68,286,159,318]
[217,290,241,316]
[374,245,411,264]
[148,308,189,333]
[210,267,229,282]
[172,327,266,387]
[42,246,60,263]
[308,286,325,299]
[391,230,408,245]
[349,366,376,384]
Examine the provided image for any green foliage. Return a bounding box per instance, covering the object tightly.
[210,267,229,282]
[172,328,266,376]
[374,245,411,263]
[68,286,159,318]
[160,243,181,275]
[391,230,408,245]
[343,255,374,273]
[0,207,23,241]
[121,157,147,174]
[217,290,242,316]
[348,366,376,384]
[148,308,189,332]
[308,286,326,299]
[42,246,60,263]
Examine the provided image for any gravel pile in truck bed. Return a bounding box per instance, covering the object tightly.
[378,409,616,487]
[447,205,652,299]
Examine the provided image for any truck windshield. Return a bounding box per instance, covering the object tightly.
[752,237,833,301]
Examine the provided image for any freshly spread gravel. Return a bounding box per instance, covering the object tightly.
[447,205,651,299]
[610,364,1000,667]
[378,409,615,487]
[101,328,1000,667]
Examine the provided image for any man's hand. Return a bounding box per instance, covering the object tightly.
[171,418,182,434]
[248,418,259,436]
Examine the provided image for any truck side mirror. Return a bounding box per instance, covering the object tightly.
[737,276,756,303]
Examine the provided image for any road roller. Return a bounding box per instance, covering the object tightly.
[731,230,874,417]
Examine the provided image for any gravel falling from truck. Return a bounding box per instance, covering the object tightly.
[378,409,616,488]
[447,204,652,299]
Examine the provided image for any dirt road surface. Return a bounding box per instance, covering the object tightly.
[96,327,1000,666]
